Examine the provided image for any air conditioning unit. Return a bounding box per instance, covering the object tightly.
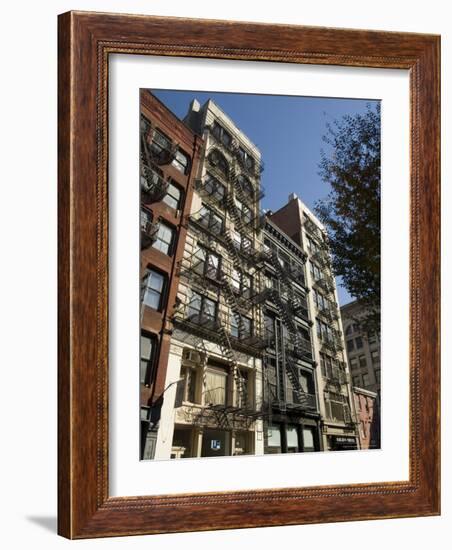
[183,349,201,364]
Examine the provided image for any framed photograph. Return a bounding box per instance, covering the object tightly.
[58,11,440,538]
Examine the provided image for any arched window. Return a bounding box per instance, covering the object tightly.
[208,149,229,178]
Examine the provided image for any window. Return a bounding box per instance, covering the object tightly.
[371,350,380,364]
[140,208,152,230]
[286,425,299,453]
[172,149,189,174]
[234,197,252,224]
[187,291,217,323]
[359,355,367,368]
[141,406,150,421]
[140,114,151,134]
[205,365,228,406]
[231,267,241,292]
[264,313,276,345]
[237,146,255,172]
[375,369,381,384]
[350,357,359,371]
[199,204,224,234]
[231,313,252,339]
[142,269,166,310]
[347,339,355,352]
[208,149,229,177]
[355,336,363,349]
[237,174,254,197]
[277,251,291,272]
[325,391,350,422]
[211,121,232,148]
[263,238,274,256]
[368,332,377,345]
[236,369,251,408]
[345,324,353,335]
[234,432,251,455]
[152,222,175,255]
[353,376,361,386]
[163,182,183,210]
[302,427,316,452]
[310,261,322,281]
[231,268,252,296]
[192,245,221,280]
[362,373,370,386]
[150,128,172,157]
[204,173,226,201]
[140,333,156,385]
[181,366,198,403]
[266,424,282,454]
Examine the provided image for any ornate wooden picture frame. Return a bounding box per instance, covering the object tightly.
[58,11,440,538]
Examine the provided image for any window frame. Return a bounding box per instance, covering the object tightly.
[152,221,176,256]
[163,180,183,210]
[140,332,157,386]
[142,268,167,311]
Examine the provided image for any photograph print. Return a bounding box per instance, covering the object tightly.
[139,88,381,460]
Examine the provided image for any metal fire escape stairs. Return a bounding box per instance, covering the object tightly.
[266,252,315,410]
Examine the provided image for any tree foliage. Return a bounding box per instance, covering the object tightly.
[315,103,381,331]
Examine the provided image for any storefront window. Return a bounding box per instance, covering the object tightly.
[266,424,282,454]
[286,425,299,452]
[302,427,316,451]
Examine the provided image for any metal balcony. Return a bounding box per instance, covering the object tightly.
[311,247,330,267]
[320,336,344,355]
[317,305,339,323]
[140,219,160,249]
[303,216,323,241]
[286,392,318,412]
[194,178,226,207]
[313,275,335,294]
[148,140,178,166]
[285,338,314,362]
[140,165,169,203]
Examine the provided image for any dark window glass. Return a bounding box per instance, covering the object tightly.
[208,149,229,177]
[211,121,232,148]
[237,174,254,197]
[199,204,224,234]
[238,147,255,172]
[151,129,172,156]
[140,333,156,384]
[204,173,226,201]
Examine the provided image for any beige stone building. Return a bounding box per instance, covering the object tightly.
[154,98,267,459]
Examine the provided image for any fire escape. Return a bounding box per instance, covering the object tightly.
[253,237,317,414]
[140,117,177,249]
[303,214,353,426]
[140,115,181,196]
[172,124,271,429]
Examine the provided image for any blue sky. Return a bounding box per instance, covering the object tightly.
[152,89,378,306]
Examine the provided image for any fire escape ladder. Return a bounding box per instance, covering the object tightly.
[225,192,246,235]
[284,355,312,409]
[275,346,286,412]
[140,132,170,203]
[219,271,248,328]
[223,229,245,268]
